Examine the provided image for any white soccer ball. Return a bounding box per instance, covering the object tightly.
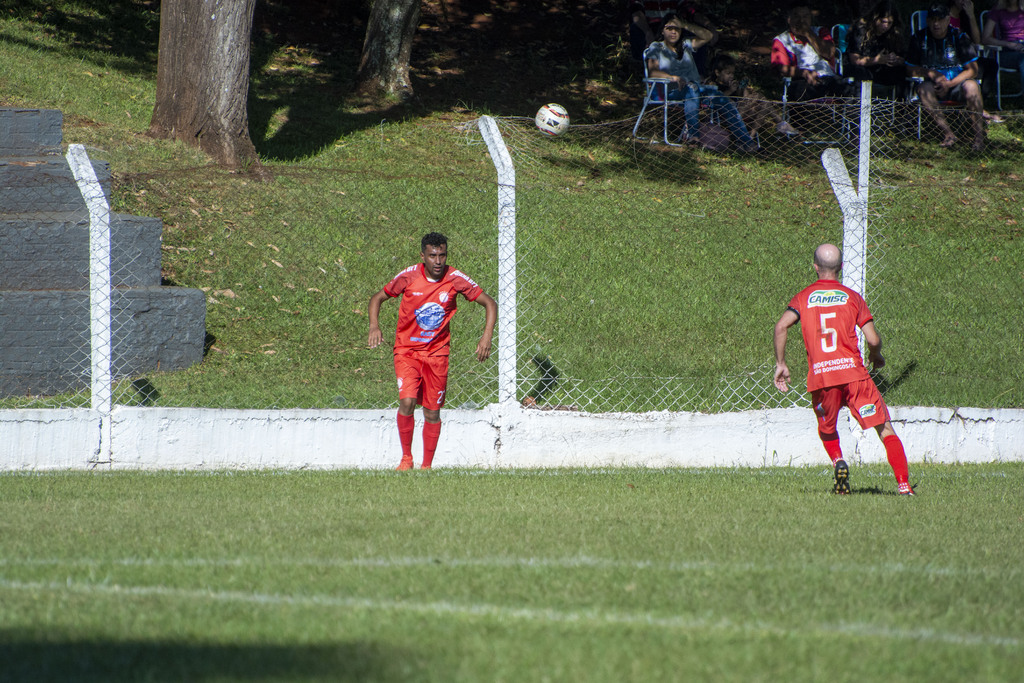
[535,103,570,136]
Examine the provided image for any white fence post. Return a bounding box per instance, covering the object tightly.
[66,144,112,464]
[821,81,872,298]
[477,116,518,407]
[822,83,873,452]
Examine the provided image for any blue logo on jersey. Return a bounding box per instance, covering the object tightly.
[411,302,445,342]
[415,302,445,331]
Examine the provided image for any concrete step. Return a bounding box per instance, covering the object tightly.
[0,213,163,289]
[0,156,111,214]
[0,108,63,156]
[0,287,207,397]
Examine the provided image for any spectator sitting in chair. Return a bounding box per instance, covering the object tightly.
[772,6,854,100]
[645,14,759,152]
[708,55,800,137]
[847,1,908,93]
[906,2,986,151]
[952,0,1003,124]
[982,0,1024,92]
[630,1,684,64]
[629,1,720,72]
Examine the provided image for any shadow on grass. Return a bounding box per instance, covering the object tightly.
[0,0,159,76]
[246,29,401,162]
[0,635,421,682]
[851,485,889,496]
[872,360,918,395]
[851,483,919,496]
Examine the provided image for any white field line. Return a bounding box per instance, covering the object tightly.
[0,555,1016,580]
[0,577,1019,649]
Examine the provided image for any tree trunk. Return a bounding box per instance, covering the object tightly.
[149,0,261,169]
[356,0,421,100]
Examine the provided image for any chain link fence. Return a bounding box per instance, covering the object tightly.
[483,89,1023,412]
[3,91,1022,415]
[1,133,98,408]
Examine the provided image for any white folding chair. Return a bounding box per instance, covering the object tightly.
[631,61,716,146]
[632,75,689,145]
[980,9,1024,110]
[780,27,857,147]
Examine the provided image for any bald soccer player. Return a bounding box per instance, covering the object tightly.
[774,243,913,495]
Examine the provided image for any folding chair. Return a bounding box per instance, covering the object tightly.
[631,62,716,146]
[909,10,926,36]
[832,24,851,76]
[632,75,689,145]
[776,25,858,143]
[980,9,1024,110]
[780,78,858,145]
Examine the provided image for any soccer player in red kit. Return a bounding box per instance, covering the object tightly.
[368,232,497,470]
[773,244,913,495]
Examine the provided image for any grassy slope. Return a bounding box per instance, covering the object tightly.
[1,2,1022,410]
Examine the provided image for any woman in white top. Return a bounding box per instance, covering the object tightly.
[645,14,757,152]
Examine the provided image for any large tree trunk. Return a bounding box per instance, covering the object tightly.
[149,0,260,169]
[356,0,420,100]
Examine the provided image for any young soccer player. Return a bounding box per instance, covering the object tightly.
[773,243,913,495]
[368,232,497,470]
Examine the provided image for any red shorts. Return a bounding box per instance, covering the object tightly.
[811,378,890,434]
[394,352,449,410]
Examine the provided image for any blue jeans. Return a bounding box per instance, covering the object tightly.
[669,84,754,145]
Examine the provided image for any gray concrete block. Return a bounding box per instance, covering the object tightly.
[0,288,207,396]
[0,213,163,289]
[0,157,111,214]
[0,107,206,399]
[0,109,63,156]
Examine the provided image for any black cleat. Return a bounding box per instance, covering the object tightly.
[833,459,850,495]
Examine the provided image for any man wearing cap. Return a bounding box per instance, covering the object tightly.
[906,2,986,151]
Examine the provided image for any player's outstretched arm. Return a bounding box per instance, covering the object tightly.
[474,292,498,362]
[367,288,389,349]
[773,309,799,392]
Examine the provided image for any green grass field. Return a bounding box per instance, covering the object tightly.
[1,465,1022,682]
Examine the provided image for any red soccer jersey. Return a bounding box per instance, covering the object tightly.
[383,263,484,356]
[787,279,873,391]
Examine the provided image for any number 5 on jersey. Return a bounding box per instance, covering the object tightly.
[820,312,837,353]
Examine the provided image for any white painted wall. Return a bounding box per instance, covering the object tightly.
[1,405,1021,471]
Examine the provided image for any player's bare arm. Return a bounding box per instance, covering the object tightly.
[475,292,498,362]
[773,309,799,392]
[367,288,389,348]
[861,320,885,369]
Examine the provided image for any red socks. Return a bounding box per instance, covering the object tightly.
[883,434,910,485]
[819,430,909,486]
[422,421,442,469]
[397,413,441,469]
[397,412,414,467]
[819,431,843,464]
